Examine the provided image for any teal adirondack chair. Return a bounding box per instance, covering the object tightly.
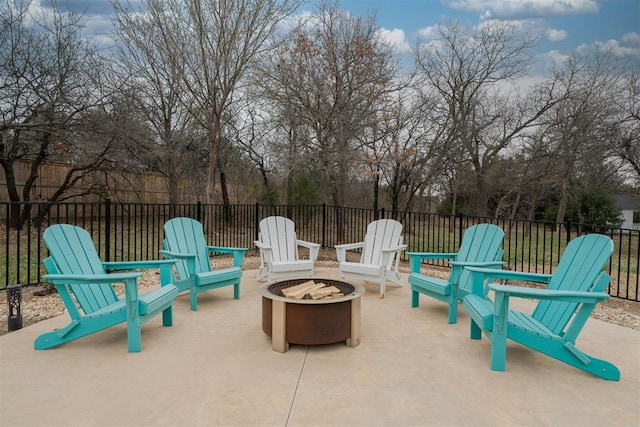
[161,217,247,311]
[407,224,505,323]
[462,234,620,380]
[36,224,179,352]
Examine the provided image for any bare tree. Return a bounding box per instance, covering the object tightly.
[536,49,629,223]
[113,1,206,208]
[614,66,640,185]
[226,94,292,204]
[0,0,111,228]
[257,1,398,233]
[123,0,302,207]
[415,21,559,216]
[359,87,449,215]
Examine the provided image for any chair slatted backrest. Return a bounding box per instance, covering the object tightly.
[457,224,505,263]
[455,224,505,290]
[164,218,212,279]
[533,234,613,335]
[43,224,118,314]
[258,216,298,263]
[361,219,403,267]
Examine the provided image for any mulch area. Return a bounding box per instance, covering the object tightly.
[1,249,638,336]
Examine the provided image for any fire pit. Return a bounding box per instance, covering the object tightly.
[258,278,365,353]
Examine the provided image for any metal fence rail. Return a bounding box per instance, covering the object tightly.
[1,201,638,301]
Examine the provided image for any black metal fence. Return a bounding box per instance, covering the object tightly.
[1,200,638,301]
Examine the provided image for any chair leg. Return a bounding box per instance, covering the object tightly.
[162,306,173,326]
[233,282,240,299]
[126,318,142,353]
[190,290,198,311]
[411,290,419,307]
[490,292,509,371]
[380,279,386,299]
[447,298,458,324]
[470,319,482,340]
[256,266,268,280]
[490,335,507,371]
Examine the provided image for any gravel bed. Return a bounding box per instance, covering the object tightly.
[1,250,638,335]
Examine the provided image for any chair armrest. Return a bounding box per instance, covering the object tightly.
[159,250,199,280]
[465,266,553,283]
[465,266,553,296]
[254,241,271,250]
[450,261,505,268]
[207,245,248,254]
[254,241,273,264]
[296,240,321,261]
[43,272,143,285]
[380,245,407,268]
[488,283,611,304]
[159,249,197,260]
[406,252,458,260]
[207,246,247,267]
[335,242,364,262]
[382,244,407,254]
[335,242,365,250]
[407,252,457,273]
[103,259,177,271]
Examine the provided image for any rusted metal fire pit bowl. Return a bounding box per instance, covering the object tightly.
[258,278,365,353]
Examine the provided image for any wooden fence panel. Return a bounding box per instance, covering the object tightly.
[0,160,181,203]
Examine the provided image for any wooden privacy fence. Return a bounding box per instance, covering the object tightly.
[1,201,638,302]
[0,160,201,204]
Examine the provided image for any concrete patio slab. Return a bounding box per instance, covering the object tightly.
[1,267,638,426]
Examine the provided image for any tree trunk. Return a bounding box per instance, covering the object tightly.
[206,118,221,204]
[450,187,458,232]
[555,177,570,224]
[220,168,232,223]
[1,159,22,229]
[372,170,379,219]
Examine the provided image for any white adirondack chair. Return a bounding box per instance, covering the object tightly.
[255,216,321,282]
[335,219,407,298]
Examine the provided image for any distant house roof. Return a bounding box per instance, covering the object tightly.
[614,195,640,210]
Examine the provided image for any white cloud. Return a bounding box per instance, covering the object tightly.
[573,31,640,63]
[622,32,640,46]
[417,25,438,40]
[378,28,411,53]
[444,0,599,18]
[14,0,115,47]
[547,28,568,42]
[19,0,55,26]
[476,18,569,44]
[528,49,571,76]
[546,49,571,64]
[377,28,412,53]
[577,38,640,59]
[278,10,314,34]
[480,9,493,20]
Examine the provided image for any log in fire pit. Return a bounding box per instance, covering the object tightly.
[258,278,365,353]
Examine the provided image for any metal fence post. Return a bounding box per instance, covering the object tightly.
[105,198,111,263]
[565,219,572,244]
[457,212,464,247]
[255,202,260,241]
[322,203,327,248]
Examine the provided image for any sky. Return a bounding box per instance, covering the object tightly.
[36,0,640,73]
